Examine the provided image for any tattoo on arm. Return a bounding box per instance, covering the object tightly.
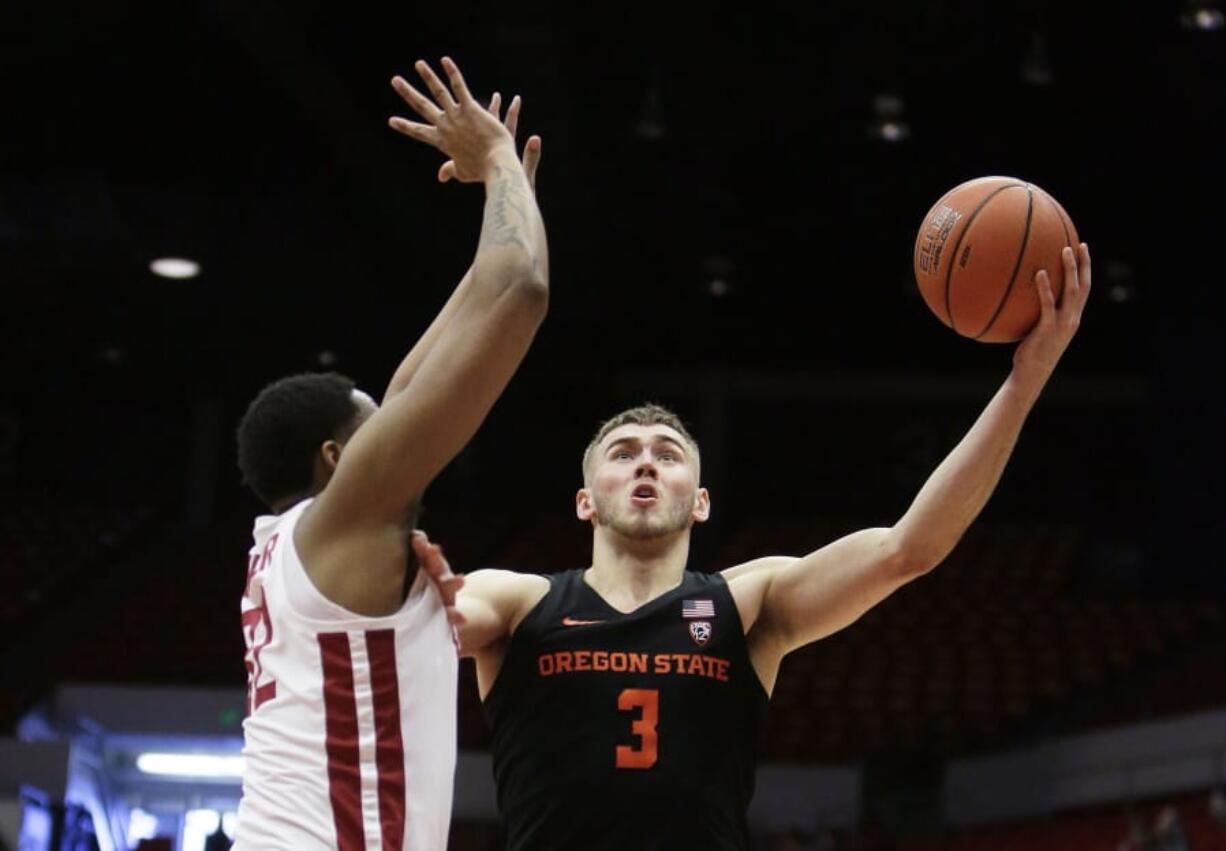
[479,165,531,251]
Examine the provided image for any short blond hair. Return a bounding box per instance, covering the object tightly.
[581,403,701,483]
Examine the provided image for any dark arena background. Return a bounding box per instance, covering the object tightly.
[2,2,1224,849]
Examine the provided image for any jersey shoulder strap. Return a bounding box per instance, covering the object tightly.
[510,568,588,639]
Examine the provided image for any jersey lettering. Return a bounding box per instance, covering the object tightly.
[539,650,729,682]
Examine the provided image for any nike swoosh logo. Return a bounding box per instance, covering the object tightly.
[562,616,604,626]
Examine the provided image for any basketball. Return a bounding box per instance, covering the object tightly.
[913,176,1079,342]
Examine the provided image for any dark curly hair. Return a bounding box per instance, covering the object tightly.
[236,372,361,509]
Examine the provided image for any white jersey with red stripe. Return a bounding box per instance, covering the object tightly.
[235,498,458,851]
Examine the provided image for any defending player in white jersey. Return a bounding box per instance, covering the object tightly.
[232,57,548,850]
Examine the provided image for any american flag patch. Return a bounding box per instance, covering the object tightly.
[682,599,715,619]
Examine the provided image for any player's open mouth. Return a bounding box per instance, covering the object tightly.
[630,484,658,506]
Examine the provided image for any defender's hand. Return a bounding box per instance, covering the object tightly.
[437,92,542,192]
[388,57,516,184]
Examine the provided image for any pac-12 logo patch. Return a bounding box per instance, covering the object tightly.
[689,621,712,646]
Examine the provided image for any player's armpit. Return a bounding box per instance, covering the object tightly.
[722,557,797,642]
[296,277,545,595]
[720,556,798,584]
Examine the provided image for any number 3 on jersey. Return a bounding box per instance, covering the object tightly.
[615,688,659,769]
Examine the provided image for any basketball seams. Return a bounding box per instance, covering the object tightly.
[914,177,1011,292]
[1042,190,1074,250]
[917,177,1010,302]
[972,184,1035,340]
[941,182,1026,333]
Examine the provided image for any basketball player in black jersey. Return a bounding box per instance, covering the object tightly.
[434,244,1092,850]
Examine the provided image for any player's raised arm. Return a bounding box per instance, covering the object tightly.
[734,246,1091,679]
[298,57,549,589]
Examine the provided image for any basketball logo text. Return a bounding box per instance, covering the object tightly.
[917,205,962,274]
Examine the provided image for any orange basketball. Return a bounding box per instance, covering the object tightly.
[913,176,1079,342]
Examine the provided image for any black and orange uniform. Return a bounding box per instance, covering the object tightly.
[484,568,769,851]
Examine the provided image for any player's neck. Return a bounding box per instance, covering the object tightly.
[586,529,689,612]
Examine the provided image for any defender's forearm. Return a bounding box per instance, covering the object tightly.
[383,151,546,402]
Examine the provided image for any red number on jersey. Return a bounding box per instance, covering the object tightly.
[242,535,279,713]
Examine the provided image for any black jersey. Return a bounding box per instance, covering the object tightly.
[483,568,769,851]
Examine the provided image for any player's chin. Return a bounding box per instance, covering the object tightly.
[628,517,689,540]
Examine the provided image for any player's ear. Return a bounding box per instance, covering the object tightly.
[576,487,597,522]
[320,440,342,473]
[692,487,710,524]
